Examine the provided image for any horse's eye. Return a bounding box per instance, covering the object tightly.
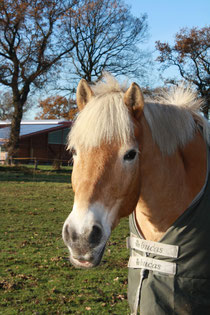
[124,150,137,161]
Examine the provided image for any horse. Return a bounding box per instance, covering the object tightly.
[62,74,210,314]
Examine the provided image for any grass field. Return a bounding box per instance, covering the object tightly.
[0,165,130,314]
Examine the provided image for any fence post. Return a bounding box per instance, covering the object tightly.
[34,158,38,170]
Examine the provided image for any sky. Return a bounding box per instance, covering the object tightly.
[125,0,210,86]
[126,0,209,48]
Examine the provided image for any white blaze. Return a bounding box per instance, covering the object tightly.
[63,201,119,241]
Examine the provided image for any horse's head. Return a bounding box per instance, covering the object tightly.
[62,76,144,268]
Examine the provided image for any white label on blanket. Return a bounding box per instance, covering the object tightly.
[128,255,176,275]
[127,236,179,258]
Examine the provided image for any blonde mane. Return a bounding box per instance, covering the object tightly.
[68,74,134,150]
[68,74,209,155]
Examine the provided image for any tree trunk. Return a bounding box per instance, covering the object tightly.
[7,98,23,158]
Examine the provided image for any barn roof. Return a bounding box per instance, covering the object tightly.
[0,120,71,140]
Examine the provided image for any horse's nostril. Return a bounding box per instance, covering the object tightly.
[64,225,78,243]
[71,230,78,242]
[89,225,102,246]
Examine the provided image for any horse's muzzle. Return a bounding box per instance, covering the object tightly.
[62,222,107,268]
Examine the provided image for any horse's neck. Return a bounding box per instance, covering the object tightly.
[135,117,207,242]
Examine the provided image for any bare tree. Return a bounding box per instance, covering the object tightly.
[0,0,79,157]
[156,27,210,118]
[60,0,149,88]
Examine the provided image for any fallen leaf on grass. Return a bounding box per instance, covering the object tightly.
[50,256,62,262]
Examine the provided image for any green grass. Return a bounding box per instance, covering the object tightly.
[0,165,130,314]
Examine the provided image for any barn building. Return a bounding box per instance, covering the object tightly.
[0,120,72,164]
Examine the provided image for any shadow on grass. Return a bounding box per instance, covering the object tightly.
[0,165,72,183]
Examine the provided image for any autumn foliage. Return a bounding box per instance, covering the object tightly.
[36,96,77,120]
[156,27,210,118]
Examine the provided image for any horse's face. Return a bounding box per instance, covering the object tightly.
[63,142,141,268]
[62,78,144,268]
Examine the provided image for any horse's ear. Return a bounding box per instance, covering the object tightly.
[124,82,144,117]
[76,79,94,111]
